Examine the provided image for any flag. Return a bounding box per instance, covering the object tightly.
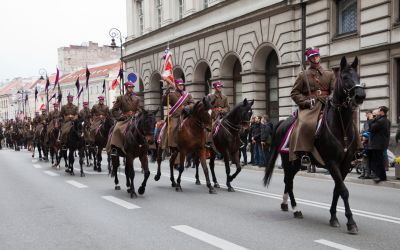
[162,47,174,84]
[118,68,123,80]
[78,86,84,98]
[49,93,56,102]
[45,76,50,92]
[111,79,119,90]
[102,79,106,93]
[85,67,91,89]
[53,67,60,90]
[75,77,80,92]
[57,82,62,104]
[39,104,45,111]
[35,87,38,101]
[25,94,28,104]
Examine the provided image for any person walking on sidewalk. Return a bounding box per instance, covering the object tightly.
[368,106,391,183]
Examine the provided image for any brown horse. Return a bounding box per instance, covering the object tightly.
[154,97,215,193]
[91,115,114,173]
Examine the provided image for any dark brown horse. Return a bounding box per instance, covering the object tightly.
[111,109,157,198]
[92,115,114,173]
[154,97,215,193]
[263,56,365,234]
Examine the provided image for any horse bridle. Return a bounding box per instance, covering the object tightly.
[128,115,154,147]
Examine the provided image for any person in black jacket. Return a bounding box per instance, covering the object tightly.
[261,115,273,163]
[368,106,391,183]
[248,116,256,164]
[239,125,249,166]
[251,116,262,166]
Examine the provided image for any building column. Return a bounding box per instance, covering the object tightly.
[277,63,299,119]
[143,0,153,34]
[240,72,267,116]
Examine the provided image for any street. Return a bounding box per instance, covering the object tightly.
[0,148,399,250]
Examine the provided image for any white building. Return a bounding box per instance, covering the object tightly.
[123,0,400,126]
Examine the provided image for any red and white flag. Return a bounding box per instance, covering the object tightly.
[162,48,174,84]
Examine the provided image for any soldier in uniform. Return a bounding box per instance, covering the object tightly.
[79,101,91,122]
[90,96,110,133]
[107,81,141,157]
[60,94,79,149]
[289,47,336,167]
[159,77,194,150]
[47,103,60,136]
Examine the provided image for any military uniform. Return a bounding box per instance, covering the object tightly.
[60,103,79,145]
[90,103,110,139]
[106,93,140,154]
[289,66,335,162]
[159,88,194,149]
[79,107,92,142]
[207,92,230,121]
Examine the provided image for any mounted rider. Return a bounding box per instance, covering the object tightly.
[79,101,92,143]
[106,81,141,156]
[60,94,79,149]
[159,77,194,150]
[33,106,48,138]
[47,103,61,135]
[289,47,336,167]
[90,96,110,136]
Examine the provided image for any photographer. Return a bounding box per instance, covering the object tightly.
[368,106,391,183]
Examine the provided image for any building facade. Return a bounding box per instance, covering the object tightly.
[124,0,400,126]
[58,41,120,74]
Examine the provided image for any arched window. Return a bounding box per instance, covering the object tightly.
[265,52,279,123]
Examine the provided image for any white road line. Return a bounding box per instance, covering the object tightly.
[101,196,140,209]
[66,180,88,188]
[43,171,59,177]
[172,225,249,250]
[33,164,42,169]
[315,239,358,250]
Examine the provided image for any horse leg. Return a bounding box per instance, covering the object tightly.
[138,152,150,195]
[79,147,85,177]
[175,150,185,192]
[68,150,75,175]
[209,152,219,188]
[126,156,137,198]
[228,151,242,182]
[195,155,201,185]
[199,149,216,194]
[107,153,111,175]
[96,147,102,172]
[168,149,178,187]
[111,149,120,190]
[154,147,163,181]
[223,152,234,192]
[37,143,42,160]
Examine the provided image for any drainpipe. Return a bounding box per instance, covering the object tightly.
[301,0,306,65]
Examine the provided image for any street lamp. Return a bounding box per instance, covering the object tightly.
[38,68,48,113]
[109,27,124,95]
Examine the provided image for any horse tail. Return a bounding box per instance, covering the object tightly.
[263,119,284,187]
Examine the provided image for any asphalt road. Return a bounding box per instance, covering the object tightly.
[0,148,399,250]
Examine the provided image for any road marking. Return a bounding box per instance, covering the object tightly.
[315,239,358,250]
[66,180,88,188]
[43,171,59,177]
[101,196,140,209]
[145,168,400,226]
[33,164,42,169]
[172,225,249,250]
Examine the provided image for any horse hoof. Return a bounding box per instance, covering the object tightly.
[294,211,303,219]
[347,223,358,235]
[80,173,85,177]
[130,192,137,199]
[214,183,220,188]
[227,187,235,192]
[175,186,182,192]
[115,186,121,190]
[281,203,289,212]
[138,186,145,195]
[31,155,34,158]
[195,180,201,185]
[171,182,177,188]
[329,218,340,228]
[127,188,132,193]
[154,175,160,181]
[209,188,217,194]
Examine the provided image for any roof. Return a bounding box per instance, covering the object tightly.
[59,62,120,84]
[0,77,36,96]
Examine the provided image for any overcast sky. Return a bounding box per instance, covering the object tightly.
[0,0,126,81]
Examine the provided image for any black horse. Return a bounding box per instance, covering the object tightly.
[62,119,86,177]
[199,99,253,191]
[111,109,157,198]
[92,116,114,173]
[263,56,365,234]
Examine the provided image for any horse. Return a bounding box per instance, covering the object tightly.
[48,119,62,168]
[62,119,86,177]
[11,124,23,151]
[110,109,157,198]
[33,123,48,160]
[92,115,114,173]
[263,56,365,234]
[204,99,254,192]
[154,97,215,194]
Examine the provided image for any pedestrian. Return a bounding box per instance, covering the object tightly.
[248,116,256,164]
[368,106,391,183]
[251,116,262,166]
[261,114,272,166]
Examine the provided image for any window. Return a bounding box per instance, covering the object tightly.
[265,52,279,123]
[155,0,163,28]
[337,0,357,35]
[178,0,184,19]
[137,0,144,35]
[203,0,208,9]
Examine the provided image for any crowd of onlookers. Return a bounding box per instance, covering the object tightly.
[358,106,391,183]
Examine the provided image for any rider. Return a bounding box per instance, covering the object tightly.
[106,81,141,158]
[206,80,230,149]
[60,94,79,150]
[159,77,194,150]
[79,101,91,122]
[90,96,110,127]
[289,47,336,167]
[47,103,61,133]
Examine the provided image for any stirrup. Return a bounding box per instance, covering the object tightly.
[300,154,311,168]
[111,148,118,157]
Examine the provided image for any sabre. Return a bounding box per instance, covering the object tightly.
[296,52,315,109]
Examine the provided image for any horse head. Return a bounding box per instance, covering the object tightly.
[336,56,366,107]
[130,109,157,146]
[226,98,254,129]
[191,97,212,131]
